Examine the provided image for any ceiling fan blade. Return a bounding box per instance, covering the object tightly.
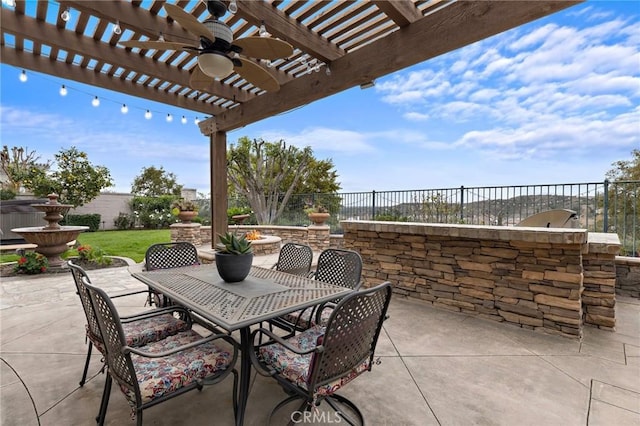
[189,65,214,92]
[119,40,195,50]
[235,57,280,92]
[164,3,211,39]
[234,37,293,60]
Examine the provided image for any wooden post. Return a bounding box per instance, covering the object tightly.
[199,118,228,249]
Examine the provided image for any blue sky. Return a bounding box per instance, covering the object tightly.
[1,1,638,195]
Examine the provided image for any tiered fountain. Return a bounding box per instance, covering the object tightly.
[11,194,89,267]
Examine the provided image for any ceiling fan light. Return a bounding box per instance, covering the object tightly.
[199,52,234,78]
[204,20,233,43]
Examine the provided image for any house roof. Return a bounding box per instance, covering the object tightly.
[1,1,581,133]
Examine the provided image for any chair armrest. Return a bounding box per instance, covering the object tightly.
[108,289,149,299]
[124,332,238,358]
[120,306,192,325]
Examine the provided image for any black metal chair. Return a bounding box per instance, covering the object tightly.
[144,242,200,306]
[273,248,363,333]
[271,242,313,277]
[82,275,239,426]
[250,282,392,425]
[68,260,191,387]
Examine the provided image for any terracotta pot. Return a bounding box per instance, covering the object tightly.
[308,212,330,226]
[178,210,198,223]
[215,252,254,282]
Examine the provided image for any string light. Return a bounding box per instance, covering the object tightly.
[61,7,70,22]
[259,21,270,37]
[228,0,238,14]
[113,20,122,35]
[13,67,200,125]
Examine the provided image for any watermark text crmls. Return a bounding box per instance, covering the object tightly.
[290,410,343,424]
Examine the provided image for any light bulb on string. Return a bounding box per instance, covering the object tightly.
[145,110,152,120]
[166,114,173,123]
[61,7,70,22]
[92,96,100,107]
[325,65,331,76]
[19,70,27,82]
[181,116,187,124]
[121,104,128,114]
[264,59,272,68]
[158,32,165,42]
[259,21,270,37]
[228,0,238,14]
[113,20,122,35]
[59,85,67,96]
[194,117,200,125]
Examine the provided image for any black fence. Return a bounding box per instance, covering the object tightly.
[227,180,639,257]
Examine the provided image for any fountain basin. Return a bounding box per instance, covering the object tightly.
[11,226,89,267]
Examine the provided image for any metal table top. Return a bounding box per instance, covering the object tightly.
[132,264,352,331]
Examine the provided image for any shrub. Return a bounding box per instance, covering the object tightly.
[14,252,48,274]
[64,214,101,231]
[77,244,112,266]
[0,188,16,200]
[131,195,175,229]
[114,213,134,230]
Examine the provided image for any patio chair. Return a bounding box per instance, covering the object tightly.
[82,275,239,426]
[271,242,313,276]
[144,241,200,306]
[250,282,392,425]
[272,248,363,333]
[68,260,191,387]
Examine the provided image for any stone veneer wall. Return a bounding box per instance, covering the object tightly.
[342,220,621,339]
[616,256,640,298]
[196,225,332,252]
[581,233,620,330]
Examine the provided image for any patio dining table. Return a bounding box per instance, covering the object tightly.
[130,263,352,426]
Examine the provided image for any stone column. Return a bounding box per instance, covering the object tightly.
[307,225,330,252]
[170,222,202,246]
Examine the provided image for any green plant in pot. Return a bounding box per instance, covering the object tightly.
[215,232,254,282]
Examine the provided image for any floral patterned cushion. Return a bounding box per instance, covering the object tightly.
[120,329,234,407]
[282,305,336,329]
[258,325,370,396]
[85,313,190,355]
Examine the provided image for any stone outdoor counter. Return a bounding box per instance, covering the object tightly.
[342,221,621,338]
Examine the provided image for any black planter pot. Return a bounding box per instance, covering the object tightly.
[215,252,254,282]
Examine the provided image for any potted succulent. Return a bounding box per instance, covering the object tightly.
[304,204,330,226]
[215,232,254,282]
[171,198,199,223]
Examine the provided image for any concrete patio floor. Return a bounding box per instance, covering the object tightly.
[1,253,639,426]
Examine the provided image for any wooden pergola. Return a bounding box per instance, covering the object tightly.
[0,0,581,241]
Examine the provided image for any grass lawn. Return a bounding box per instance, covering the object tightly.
[0,229,171,264]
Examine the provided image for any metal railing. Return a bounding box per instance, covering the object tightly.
[229,180,639,257]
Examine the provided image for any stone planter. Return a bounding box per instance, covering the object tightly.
[215,252,253,282]
[308,212,330,226]
[178,210,198,223]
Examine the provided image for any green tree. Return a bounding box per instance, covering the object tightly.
[606,149,640,181]
[26,147,113,207]
[228,137,340,224]
[604,149,639,256]
[131,166,182,197]
[0,145,51,193]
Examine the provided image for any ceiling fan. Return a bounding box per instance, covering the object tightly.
[119,0,293,92]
